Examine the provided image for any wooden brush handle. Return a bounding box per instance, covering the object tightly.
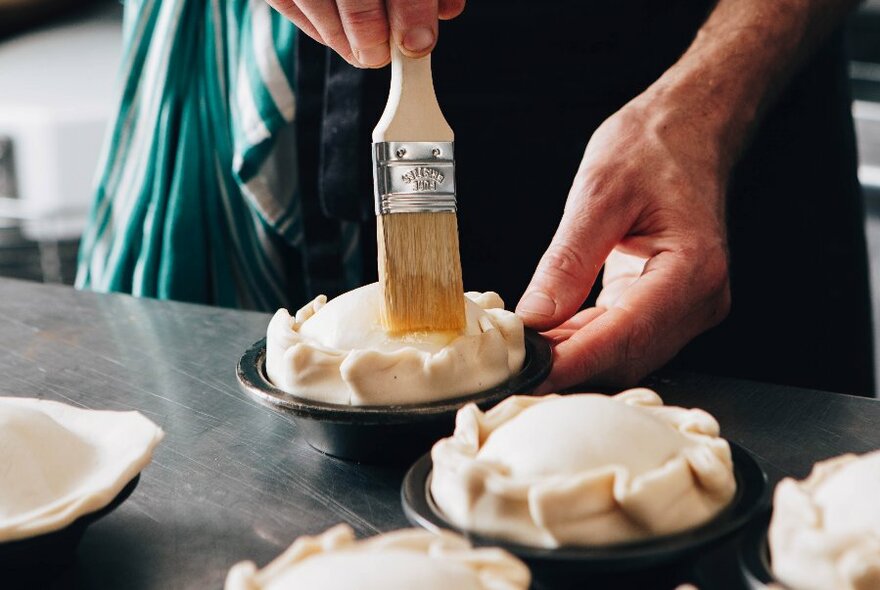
[372,45,454,142]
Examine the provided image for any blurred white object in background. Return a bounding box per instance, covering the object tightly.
[855,97,880,189]
[0,3,121,241]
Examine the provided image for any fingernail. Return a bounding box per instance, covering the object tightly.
[402,27,435,53]
[517,291,556,318]
[354,45,389,67]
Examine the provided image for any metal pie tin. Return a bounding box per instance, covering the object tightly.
[237,329,552,464]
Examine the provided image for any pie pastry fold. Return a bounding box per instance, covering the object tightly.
[225,524,530,590]
[430,389,737,547]
[0,397,163,542]
[266,283,525,405]
[770,451,880,590]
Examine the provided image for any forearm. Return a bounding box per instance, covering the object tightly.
[645,0,861,172]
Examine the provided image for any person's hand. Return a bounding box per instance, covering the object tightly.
[266,0,466,68]
[516,87,733,391]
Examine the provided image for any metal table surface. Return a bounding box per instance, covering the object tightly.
[1,278,878,589]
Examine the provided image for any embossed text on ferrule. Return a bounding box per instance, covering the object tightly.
[373,141,456,213]
[401,167,446,192]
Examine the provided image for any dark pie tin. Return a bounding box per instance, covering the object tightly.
[0,474,140,571]
[738,510,786,589]
[236,329,552,464]
[402,442,768,588]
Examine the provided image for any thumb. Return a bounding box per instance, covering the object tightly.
[516,196,628,331]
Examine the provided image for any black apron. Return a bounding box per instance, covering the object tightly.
[296,1,875,396]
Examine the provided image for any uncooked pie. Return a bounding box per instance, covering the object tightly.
[266,283,525,405]
[225,524,530,590]
[430,389,737,547]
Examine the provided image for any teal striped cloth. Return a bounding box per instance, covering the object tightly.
[76,0,352,310]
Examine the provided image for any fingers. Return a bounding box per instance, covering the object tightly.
[287,1,355,64]
[269,1,460,66]
[516,170,633,332]
[438,0,466,19]
[550,307,607,333]
[337,0,391,67]
[536,307,606,393]
[387,0,439,57]
[541,308,606,347]
[548,249,730,390]
[265,0,326,46]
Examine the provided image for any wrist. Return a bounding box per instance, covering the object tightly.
[639,56,759,178]
[636,0,857,177]
[621,66,745,189]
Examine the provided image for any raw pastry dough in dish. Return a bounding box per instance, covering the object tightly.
[769,451,880,590]
[266,282,525,405]
[0,397,163,543]
[430,388,737,547]
[224,524,530,590]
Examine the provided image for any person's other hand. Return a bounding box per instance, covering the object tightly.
[265,0,466,68]
[516,89,733,392]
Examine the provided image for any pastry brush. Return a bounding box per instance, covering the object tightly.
[373,45,465,334]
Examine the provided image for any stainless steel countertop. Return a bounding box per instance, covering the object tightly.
[1,278,878,589]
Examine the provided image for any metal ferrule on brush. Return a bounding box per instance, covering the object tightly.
[373,141,456,215]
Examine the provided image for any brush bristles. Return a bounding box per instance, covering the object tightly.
[378,212,466,334]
